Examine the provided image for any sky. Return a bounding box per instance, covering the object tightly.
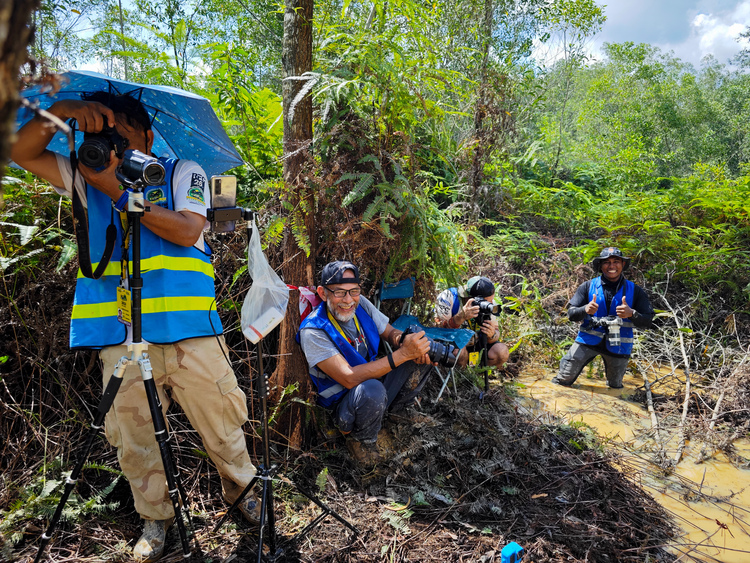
[590,0,750,68]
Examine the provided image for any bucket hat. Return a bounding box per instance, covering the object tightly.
[592,247,631,271]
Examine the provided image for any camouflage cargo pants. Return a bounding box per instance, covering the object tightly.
[100,336,256,521]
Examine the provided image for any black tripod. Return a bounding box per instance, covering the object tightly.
[34,182,193,562]
[213,326,359,562]
[477,327,491,399]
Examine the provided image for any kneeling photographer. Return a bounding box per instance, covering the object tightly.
[297,261,434,467]
[435,276,510,368]
[11,92,260,563]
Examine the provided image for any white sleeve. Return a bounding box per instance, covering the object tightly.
[172,160,208,218]
[54,153,87,206]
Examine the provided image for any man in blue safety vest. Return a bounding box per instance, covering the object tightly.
[552,247,654,389]
[11,92,259,562]
[297,261,433,466]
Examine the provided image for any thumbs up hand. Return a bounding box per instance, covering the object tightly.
[584,297,599,315]
[616,295,633,318]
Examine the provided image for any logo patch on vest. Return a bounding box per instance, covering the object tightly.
[145,187,167,206]
[188,174,206,204]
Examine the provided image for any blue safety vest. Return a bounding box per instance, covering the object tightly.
[575,277,635,355]
[296,303,381,408]
[69,157,222,349]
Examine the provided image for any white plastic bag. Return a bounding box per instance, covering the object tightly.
[241,219,290,343]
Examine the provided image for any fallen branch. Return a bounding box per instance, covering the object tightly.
[659,293,693,465]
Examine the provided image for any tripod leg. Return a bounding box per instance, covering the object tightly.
[212,474,260,532]
[34,356,128,563]
[255,467,277,563]
[138,354,192,558]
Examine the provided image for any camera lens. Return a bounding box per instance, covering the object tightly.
[428,340,458,367]
[78,138,111,168]
[142,161,166,185]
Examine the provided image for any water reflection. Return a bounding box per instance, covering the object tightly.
[514,367,750,563]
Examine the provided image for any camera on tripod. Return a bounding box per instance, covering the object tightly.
[119,150,166,186]
[400,324,458,367]
[472,297,501,328]
[589,315,624,346]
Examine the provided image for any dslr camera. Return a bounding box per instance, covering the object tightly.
[472,297,500,317]
[78,125,129,169]
[589,315,624,346]
[400,324,458,367]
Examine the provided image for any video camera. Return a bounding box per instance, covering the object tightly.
[588,315,624,346]
[400,324,458,368]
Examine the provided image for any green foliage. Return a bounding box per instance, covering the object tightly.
[1,175,76,275]
[337,155,469,285]
[0,457,121,547]
[379,507,413,535]
[315,467,329,495]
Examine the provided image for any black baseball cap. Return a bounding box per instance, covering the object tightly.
[320,261,360,286]
[592,247,631,271]
[467,276,495,298]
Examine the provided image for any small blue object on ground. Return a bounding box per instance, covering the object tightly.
[501,541,524,563]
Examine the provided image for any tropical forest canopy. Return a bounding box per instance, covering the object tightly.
[8,0,750,318]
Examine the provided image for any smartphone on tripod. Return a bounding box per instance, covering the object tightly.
[210,175,238,232]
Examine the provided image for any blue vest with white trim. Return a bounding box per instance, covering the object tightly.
[69,157,222,349]
[575,277,635,355]
[296,302,381,408]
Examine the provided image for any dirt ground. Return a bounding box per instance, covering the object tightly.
[3,365,680,563]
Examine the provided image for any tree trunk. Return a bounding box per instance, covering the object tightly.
[272,0,315,449]
[0,0,40,195]
[470,0,492,199]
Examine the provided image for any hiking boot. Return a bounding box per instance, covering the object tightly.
[551,377,573,386]
[223,484,262,526]
[133,518,173,563]
[346,438,384,467]
[236,491,263,525]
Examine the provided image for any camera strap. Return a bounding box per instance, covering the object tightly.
[69,146,118,280]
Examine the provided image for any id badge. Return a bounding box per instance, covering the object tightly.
[468,351,480,366]
[117,286,132,325]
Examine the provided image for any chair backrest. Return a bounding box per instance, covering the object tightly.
[375,277,415,317]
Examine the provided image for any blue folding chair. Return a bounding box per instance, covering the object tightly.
[375,278,474,402]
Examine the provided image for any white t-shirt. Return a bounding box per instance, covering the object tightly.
[54,153,209,250]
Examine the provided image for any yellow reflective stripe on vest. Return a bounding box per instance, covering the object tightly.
[77,255,215,279]
[72,296,217,319]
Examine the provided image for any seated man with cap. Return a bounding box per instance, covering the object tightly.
[434,276,510,368]
[297,261,433,464]
[552,247,654,389]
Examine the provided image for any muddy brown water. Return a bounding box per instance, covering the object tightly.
[515,367,750,563]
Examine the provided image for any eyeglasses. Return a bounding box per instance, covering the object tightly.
[324,286,361,298]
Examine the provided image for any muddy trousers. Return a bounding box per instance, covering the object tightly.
[100,336,257,521]
[333,361,432,443]
[552,342,629,388]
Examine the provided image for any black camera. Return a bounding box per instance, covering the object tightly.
[119,149,166,186]
[400,324,458,367]
[473,297,500,317]
[78,125,129,169]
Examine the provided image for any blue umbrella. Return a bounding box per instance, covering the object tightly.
[16,70,244,177]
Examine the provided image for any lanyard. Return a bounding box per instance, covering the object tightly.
[119,211,131,287]
[327,308,365,349]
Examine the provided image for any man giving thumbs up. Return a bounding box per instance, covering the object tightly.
[552,247,654,389]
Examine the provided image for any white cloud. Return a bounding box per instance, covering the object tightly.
[589,0,750,68]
